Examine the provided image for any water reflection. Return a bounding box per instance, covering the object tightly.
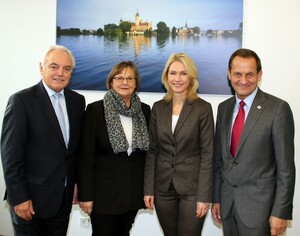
[57,35,241,94]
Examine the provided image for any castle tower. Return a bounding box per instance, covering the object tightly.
[135,12,140,26]
[185,21,188,30]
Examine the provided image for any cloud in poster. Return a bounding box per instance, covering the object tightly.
[57,0,243,31]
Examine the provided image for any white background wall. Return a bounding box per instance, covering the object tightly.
[0,0,299,235]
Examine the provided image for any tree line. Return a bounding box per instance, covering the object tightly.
[57,21,242,37]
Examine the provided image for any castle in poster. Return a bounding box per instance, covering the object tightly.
[120,12,152,35]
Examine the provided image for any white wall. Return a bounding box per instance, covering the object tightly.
[0,0,299,235]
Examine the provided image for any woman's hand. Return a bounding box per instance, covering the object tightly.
[79,201,93,215]
[196,202,210,218]
[144,195,154,210]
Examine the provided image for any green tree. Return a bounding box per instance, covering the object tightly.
[144,29,152,36]
[57,26,62,36]
[119,21,132,35]
[193,26,200,35]
[171,26,177,36]
[68,28,81,35]
[206,29,213,36]
[82,29,89,35]
[104,23,119,35]
[95,28,104,36]
[156,21,170,35]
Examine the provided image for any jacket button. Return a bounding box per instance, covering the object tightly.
[171,163,175,168]
[233,162,237,166]
[233,185,237,188]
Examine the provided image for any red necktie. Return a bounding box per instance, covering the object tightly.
[230,100,245,157]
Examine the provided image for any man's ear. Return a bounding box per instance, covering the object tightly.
[227,70,231,81]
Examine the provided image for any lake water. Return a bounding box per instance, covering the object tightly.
[57,35,242,95]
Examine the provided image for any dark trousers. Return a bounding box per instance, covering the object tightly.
[222,203,271,236]
[10,196,70,236]
[90,210,138,236]
[155,183,205,236]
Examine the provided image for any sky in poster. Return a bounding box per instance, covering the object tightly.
[57,0,243,31]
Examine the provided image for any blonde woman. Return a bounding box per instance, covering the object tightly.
[144,53,214,235]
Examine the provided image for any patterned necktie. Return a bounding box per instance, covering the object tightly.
[230,100,245,157]
[53,93,68,147]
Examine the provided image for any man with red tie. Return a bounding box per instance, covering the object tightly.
[212,48,295,236]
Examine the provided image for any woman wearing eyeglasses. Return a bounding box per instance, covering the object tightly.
[78,61,150,236]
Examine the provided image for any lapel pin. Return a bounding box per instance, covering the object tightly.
[257,105,262,109]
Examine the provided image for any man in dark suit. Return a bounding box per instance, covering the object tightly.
[212,48,295,236]
[1,45,85,236]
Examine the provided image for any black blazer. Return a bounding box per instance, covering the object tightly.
[1,81,85,218]
[78,100,151,215]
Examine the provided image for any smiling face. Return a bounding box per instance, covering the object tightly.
[167,61,190,96]
[40,49,73,93]
[228,56,262,100]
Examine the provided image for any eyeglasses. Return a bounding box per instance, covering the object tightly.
[113,76,136,83]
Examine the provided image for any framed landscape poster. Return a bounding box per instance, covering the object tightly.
[56,0,243,94]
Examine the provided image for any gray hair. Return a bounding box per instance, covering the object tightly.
[41,45,76,69]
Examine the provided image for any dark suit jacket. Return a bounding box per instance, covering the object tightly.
[144,98,214,203]
[213,88,295,228]
[1,81,85,219]
[77,100,151,215]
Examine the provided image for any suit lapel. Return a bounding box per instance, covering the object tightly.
[235,89,266,157]
[64,89,75,151]
[224,98,236,156]
[35,81,66,148]
[173,99,194,137]
[162,101,173,139]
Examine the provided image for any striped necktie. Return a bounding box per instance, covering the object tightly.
[53,93,68,147]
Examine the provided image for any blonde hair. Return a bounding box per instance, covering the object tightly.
[161,53,199,102]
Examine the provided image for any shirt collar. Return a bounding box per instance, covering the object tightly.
[234,87,258,110]
[42,80,64,97]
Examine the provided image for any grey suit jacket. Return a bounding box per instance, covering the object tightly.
[213,88,295,228]
[144,98,214,202]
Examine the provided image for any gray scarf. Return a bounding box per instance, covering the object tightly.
[103,89,150,154]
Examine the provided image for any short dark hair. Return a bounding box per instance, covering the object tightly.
[106,61,141,92]
[228,48,262,73]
